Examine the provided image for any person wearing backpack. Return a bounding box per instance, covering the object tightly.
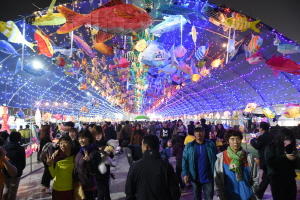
[3,131,26,200]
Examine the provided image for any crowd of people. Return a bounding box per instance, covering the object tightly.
[0,119,298,200]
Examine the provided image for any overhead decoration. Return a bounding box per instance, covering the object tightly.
[0,40,22,56]
[27,0,66,26]
[15,58,46,77]
[282,104,300,118]
[225,14,260,33]
[34,29,54,57]
[0,21,36,51]
[149,15,187,37]
[262,105,276,118]
[274,35,300,55]
[266,55,300,76]
[56,0,154,36]
[244,103,257,113]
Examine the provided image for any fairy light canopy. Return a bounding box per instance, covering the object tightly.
[0,0,299,119]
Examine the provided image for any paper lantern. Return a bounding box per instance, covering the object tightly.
[283,106,300,118]
[262,105,276,118]
[244,103,257,113]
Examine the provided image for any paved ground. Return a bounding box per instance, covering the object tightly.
[16,151,300,200]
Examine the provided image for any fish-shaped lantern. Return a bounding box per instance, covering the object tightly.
[0,21,36,51]
[174,45,187,57]
[211,57,224,68]
[262,105,276,118]
[247,35,263,55]
[149,15,187,37]
[93,42,113,55]
[282,105,300,118]
[73,34,95,58]
[57,0,154,36]
[266,55,300,76]
[15,58,45,77]
[157,4,206,21]
[0,40,21,56]
[195,43,209,61]
[52,56,66,67]
[246,51,263,65]
[244,103,257,113]
[28,0,66,26]
[135,39,148,52]
[225,15,260,33]
[34,29,53,57]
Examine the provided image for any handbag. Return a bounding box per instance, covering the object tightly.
[73,181,85,200]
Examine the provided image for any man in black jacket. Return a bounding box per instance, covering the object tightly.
[125,134,181,200]
[104,122,117,140]
[3,131,26,200]
[250,122,274,199]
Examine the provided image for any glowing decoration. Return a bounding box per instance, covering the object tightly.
[247,35,263,55]
[35,108,41,128]
[139,42,169,67]
[93,42,113,55]
[0,40,21,56]
[262,105,276,118]
[211,57,224,68]
[52,56,66,67]
[244,103,257,113]
[15,58,46,77]
[53,47,76,56]
[149,15,187,37]
[190,25,198,50]
[176,61,192,75]
[174,45,187,57]
[223,111,231,118]
[134,39,148,52]
[0,21,36,51]
[28,0,66,26]
[73,34,96,58]
[56,0,154,36]
[225,15,260,33]
[283,105,300,118]
[195,43,209,61]
[43,113,52,121]
[266,55,300,76]
[200,66,210,77]
[274,35,300,55]
[0,106,9,133]
[192,74,201,82]
[246,51,263,65]
[79,84,87,90]
[34,29,53,57]
[109,58,129,70]
[157,4,206,21]
[16,109,25,119]
[53,114,63,120]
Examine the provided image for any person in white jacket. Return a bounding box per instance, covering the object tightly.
[214,129,259,200]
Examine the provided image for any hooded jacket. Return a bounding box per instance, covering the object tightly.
[4,142,26,177]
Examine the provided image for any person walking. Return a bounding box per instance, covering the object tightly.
[250,122,274,199]
[182,127,218,200]
[125,134,181,200]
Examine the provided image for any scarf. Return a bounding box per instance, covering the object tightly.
[227,146,245,182]
[79,143,97,155]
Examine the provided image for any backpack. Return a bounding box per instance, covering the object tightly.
[40,142,57,161]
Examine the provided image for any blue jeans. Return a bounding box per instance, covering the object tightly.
[191,181,214,200]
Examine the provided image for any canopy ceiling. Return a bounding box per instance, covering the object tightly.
[0,0,299,119]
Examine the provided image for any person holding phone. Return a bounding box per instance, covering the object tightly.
[265,128,300,200]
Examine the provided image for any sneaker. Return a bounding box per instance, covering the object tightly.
[40,186,46,192]
[45,188,52,194]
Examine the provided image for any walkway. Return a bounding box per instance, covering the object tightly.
[16,152,299,200]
